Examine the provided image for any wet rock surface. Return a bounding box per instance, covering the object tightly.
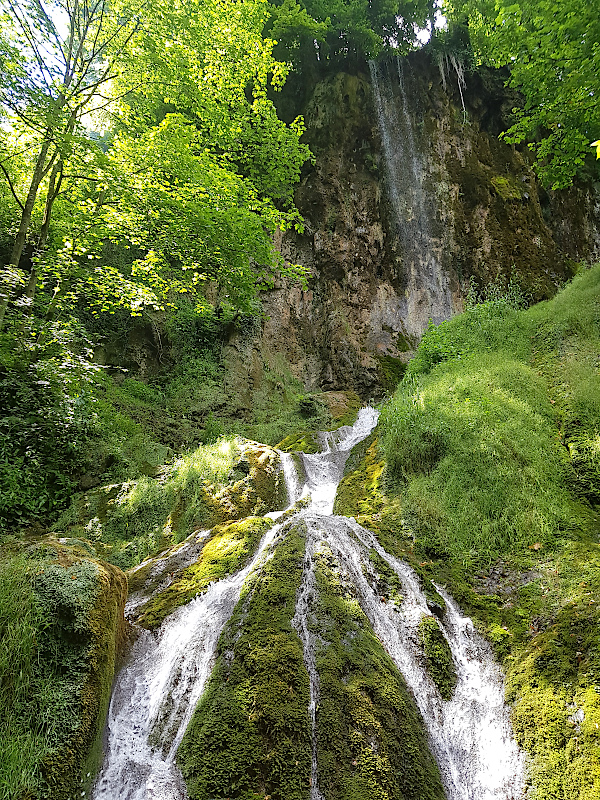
[229,51,600,398]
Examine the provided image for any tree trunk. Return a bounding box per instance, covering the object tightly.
[16,161,64,337]
[0,137,56,330]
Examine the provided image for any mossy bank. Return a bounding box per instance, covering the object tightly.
[338,264,600,800]
[0,540,127,800]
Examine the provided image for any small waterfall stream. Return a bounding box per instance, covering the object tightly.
[369,58,455,335]
[93,408,524,800]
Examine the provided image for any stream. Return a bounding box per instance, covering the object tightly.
[93,408,524,800]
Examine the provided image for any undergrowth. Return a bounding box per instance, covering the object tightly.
[52,438,240,569]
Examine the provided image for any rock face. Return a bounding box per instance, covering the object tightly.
[233,50,600,397]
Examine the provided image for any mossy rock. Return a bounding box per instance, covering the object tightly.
[313,548,446,800]
[316,390,362,427]
[133,517,272,630]
[276,430,321,454]
[0,540,127,800]
[334,433,384,518]
[490,175,524,201]
[418,616,457,701]
[177,522,311,800]
[53,441,286,571]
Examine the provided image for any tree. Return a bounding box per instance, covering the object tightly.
[0,0,148,327]
[445,0,600,188]
[266,0,432,72]
[0,0,311,330]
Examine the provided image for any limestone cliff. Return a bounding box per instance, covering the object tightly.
[228,50,600,397]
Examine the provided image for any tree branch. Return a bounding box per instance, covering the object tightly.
[0,163,24,210]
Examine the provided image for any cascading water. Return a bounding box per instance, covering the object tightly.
[369,58,455,336]
[92,523,282,800]
[93,407,524,800]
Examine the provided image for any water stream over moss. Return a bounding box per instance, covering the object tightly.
[93,409,524,800]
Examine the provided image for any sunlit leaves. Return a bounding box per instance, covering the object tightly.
[446,0,600,188]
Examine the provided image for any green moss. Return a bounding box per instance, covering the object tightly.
[365,548,403,607]
[418,616,457,701]
[177,523,311,800]
[313,548,445,800]
[0,541,126,800]
[490,175,524,201]
[134,517,271,629]
[376,354,407,391]
[54,440,288,571]
[333,434,386,520]
[276,431,320,454]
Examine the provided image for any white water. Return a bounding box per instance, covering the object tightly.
[94,406,524,800]
[92,522,281,800]
[369,58,455,336]
[289,406,523,800]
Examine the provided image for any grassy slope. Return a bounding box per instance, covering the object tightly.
[336,265,600,800]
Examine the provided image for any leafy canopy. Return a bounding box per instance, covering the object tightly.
[0,0,311,327]
[266,0,433,69]
[444,0,600,188]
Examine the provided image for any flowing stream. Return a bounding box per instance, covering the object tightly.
[93,407,524,800]
[369,58,455,335]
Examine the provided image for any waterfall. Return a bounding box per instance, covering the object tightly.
[93,407,524,800]
[92,522,283,800]
[369,58,455,336]
[292,543,326,800]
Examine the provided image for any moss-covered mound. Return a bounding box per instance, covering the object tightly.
[352,264,600,800]
[277,430,321,454]
[52,439,286,570]
[0,540,127,800]
[177,522,312,800]
[418,616,457,701]
[313,547,446,800]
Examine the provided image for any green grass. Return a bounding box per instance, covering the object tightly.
[381,266,600,568]
[0,552,46,800]
[368,263,600,800]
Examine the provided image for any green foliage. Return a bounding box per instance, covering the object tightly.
[0,323,100,529]
[313,546,445,800]
[267,0,432,69]
[177,524,312,800]
[446,0,600,188]
[53,438,240,569]
[418,616,457,700]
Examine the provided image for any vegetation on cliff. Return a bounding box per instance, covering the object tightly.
[444,0,600,189]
